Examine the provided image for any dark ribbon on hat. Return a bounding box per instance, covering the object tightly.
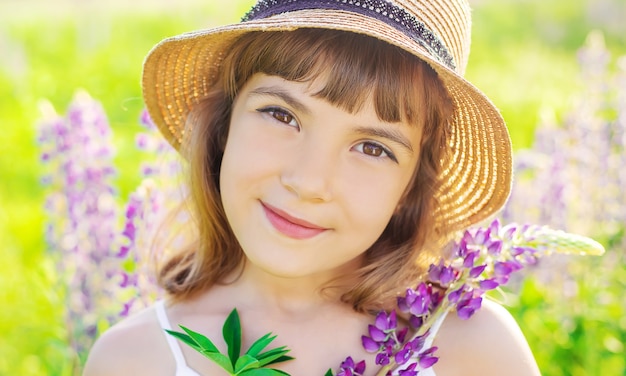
[242,0,456,71]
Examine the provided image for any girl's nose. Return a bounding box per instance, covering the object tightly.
[279,138,334,202]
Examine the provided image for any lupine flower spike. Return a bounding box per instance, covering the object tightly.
[351,220,604,376]
[38,91,121,356]
[116,110,180,317]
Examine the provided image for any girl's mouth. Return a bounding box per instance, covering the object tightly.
[261,202,328,239]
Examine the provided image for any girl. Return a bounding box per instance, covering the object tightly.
[84,0,541,375]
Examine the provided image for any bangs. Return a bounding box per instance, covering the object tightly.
[224,28,446,126]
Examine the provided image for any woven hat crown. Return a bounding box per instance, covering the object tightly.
[395,0,472,75]
[243,0,472,75]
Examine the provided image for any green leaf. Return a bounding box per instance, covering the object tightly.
[204,352,235,374]
[257,347,294,367]
[164,330,204,353]
[234,354,260,374]
[223,308,242,367]
[166,329,233,373]
[324,369,335,376]
[179,325,220,353]
[256,346,289,360]
[240,368,291,376]
[166,310,295,375]
[264,355,295,366]
[246,333,277,358]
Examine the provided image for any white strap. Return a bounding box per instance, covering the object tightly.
[423,308,450,348]
[155,300,190,370]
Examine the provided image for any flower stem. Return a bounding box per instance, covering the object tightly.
[374,300,454,376]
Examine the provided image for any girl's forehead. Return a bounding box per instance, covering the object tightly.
[226,30,442,126]
[246,73,397,123]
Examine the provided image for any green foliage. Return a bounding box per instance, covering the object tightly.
[467,0,626,150]
[1,0,624,375]
[166,309,293,375]
[510,257,626,376]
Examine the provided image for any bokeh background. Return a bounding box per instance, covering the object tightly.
[1,0,625,375]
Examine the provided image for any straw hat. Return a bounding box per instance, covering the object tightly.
[142,0,513,232]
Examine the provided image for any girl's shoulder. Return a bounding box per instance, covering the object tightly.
[434,299,541,375]
[82,302,174,376]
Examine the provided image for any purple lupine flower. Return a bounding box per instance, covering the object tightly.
[468,264,487,278]
[368,325,388,343]
[336,357,366,376]
[375,310,397,331]
[362,310,399,354]
[456,295,483,320]
[398,283,432,317]
[375,351,391,366]
[396,362,417,376]
[140,108,157,130]
[38,91,121,357]
[447,284,465,304]
[462,251,479,268]
[114,109,182,317]
[427,261,455,286]
[394,342,414,365]
[486,240,503,255]
[362,336,381,353]
[493,261,519,285]
[417,346,439,369]
[478,279,499,291]
[38,99,182,366]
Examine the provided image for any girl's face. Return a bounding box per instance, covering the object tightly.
[220,73,422,280]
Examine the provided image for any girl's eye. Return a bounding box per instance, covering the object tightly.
[258,107,299,128]
[354,141,397,162]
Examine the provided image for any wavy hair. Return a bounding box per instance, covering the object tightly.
[157,29,454,312]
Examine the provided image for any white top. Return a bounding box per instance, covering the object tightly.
[155,300,202,376]
[155,300,438,376]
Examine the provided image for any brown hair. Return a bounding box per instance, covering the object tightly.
[157,29,454,312]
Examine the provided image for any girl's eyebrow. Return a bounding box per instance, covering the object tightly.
[354,126,415,155]
[248,86,311,116]
[249,85,414,155]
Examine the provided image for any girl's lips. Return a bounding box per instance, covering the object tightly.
[261,202,328,239]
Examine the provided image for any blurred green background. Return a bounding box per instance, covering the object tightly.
[1,0,625,375]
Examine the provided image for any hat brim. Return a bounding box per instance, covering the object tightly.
[142,9,512,232]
